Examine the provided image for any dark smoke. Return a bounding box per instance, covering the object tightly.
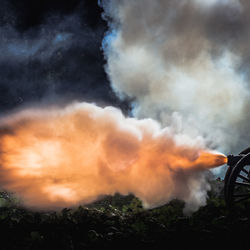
[0,1,129,114]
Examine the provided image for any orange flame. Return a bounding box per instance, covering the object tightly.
[193,151,227,169]
[0,103,226,210]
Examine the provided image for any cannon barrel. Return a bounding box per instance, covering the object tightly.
[227,154,244,166]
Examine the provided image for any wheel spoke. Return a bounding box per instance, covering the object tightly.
[235,181,250,187]
[241,168,249,175]
[234,196,250,203]
[238,174,250,183]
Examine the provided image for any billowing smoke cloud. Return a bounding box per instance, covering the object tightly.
[0,102,225,213]
[0,1,236,213]
[100,0,250,156]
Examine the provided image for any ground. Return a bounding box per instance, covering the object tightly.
[0,179,250,249]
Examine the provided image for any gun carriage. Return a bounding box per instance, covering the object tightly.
[225,147,250,206]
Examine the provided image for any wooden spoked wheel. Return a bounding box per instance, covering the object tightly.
[225,152,250,207]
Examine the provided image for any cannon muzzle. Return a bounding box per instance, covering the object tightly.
[227,154,244,166]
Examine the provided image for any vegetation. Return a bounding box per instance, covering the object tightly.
[0,179,250,249]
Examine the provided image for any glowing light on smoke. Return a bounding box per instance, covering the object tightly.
[0,103,225,212]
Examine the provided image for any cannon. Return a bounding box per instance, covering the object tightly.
[224,147,250,206]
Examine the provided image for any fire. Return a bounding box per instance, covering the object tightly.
[0,103,226,210]
[193,151,227,169]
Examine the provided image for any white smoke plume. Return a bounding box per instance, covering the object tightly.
[100,0,250,156]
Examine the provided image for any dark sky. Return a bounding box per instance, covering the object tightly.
[0,0,129,114]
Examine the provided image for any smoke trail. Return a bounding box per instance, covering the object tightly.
[0,103,225,213]
[100,0,250,155]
